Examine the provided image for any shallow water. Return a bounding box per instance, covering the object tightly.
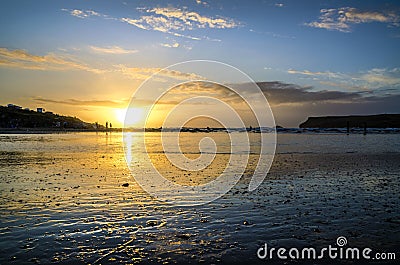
[0,132,399,264]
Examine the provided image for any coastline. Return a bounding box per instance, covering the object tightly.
[1,127,400,134]
[0,128,123,134]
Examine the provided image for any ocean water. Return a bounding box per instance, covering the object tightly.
[0,132,399,264]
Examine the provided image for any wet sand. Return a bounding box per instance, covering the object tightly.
[0,133,399,264]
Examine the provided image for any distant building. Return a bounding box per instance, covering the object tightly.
[7,104,22,110]
[37,108,45,113]
[24,108,30,111]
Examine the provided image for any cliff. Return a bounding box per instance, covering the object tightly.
[0,106,97,129]
[299,114,400,128]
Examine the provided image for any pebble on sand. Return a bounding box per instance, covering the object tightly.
[176,233,192,240]
[243,220,251,226]
[146,220,158,227]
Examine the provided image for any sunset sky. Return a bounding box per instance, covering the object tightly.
[1,0,400,127]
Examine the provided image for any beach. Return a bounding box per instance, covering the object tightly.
[0,132,399,264]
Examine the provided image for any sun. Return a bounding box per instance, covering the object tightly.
[115,107,145,127]
[115,108,126,124]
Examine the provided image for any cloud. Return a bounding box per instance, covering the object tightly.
[318,81,368,92]
[169,81,234,97]
[259,82,400,127]
[288,67,400,91]
[62,9,102,19]
[138,80,383,107]
[121,17,202,40]
[90,45,138,54]
[147,7,238,29]
[134,80,400,126]
[127,80,400,127]
[147,80,369,107]
[121,7,238,40]
[121,16,170,31]
[33,97,128,107]
[195,0,208,5]
[0,47,104,73]
[127,82,244,109]
[287,69,343,78]
[305,7,400,32]
[230,81,400,126]
[0,47,207,81]
[32,96,195,108]
[249,29,295,39]
[117,65,204,81]
[360,68,400,86]
[160,41,180,48]
[63,6,236,40]
[254,82,365,106]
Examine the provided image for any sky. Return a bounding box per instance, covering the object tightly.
[0,0,400,127]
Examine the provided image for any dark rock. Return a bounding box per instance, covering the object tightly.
[299,114,400,128]
[176,233,192,240]
[199,217,209,223]
[146,220,158,226]
[243,220,251,226]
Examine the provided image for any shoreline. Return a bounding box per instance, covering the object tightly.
[0,128,123,134]
[1,127,400,134]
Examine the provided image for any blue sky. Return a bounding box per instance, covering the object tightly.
[0,0,399,126]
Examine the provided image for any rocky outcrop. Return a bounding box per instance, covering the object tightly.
[299,114,400,128]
